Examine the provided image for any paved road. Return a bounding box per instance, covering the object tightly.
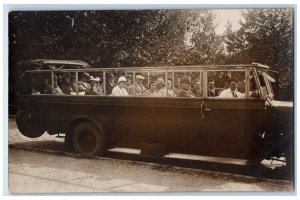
[8,118,293,193]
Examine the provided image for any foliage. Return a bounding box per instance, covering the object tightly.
[9,9,294,101]
[223,9,293,100]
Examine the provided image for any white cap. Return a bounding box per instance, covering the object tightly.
[117,76,127,84]
[136,75,145,80]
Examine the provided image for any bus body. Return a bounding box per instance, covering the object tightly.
[16,64,293,167]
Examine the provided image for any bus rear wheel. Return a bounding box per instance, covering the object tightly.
[72,121,105,156]
[16,111,44,138]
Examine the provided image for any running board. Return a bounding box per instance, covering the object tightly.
[107,147,141,155]
[107,147,249,165]
[164,153,248,165]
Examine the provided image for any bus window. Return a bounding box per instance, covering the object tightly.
[231,71,246,93]
[128,72,148,96]
[207,70,245,98]
[125,72,133,95]
[106,70,131,97]
[85,71,104,96]
[54,72,77,95]
[23,71,52,95]
[174,71,201,97]
[147,71,167,97]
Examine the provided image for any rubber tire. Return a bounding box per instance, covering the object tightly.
[16,111,45,138]
[72,121,105,156]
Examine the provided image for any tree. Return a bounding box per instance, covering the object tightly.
[224,9,293,100]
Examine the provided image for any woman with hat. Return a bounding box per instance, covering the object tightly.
[86,77,103,95]
[111,76,130,96]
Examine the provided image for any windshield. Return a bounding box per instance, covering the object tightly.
[257,70,275,100]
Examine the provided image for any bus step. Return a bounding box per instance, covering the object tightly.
[164,153,248,165]
[107,147,141,155]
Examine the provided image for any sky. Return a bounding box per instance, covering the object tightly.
[212,9,243,35]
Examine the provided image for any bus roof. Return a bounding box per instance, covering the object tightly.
[18,59,91,68]
[24,62,270,72]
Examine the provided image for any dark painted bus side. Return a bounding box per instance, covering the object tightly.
[18,95,266,162]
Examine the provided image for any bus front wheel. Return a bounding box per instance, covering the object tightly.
[72,121,105,156]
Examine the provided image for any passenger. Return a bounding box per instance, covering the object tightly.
[38,78,49,94]
[47,75,64,95]
[106,73,115,95]
[125,74,133,93]
[217,74,230,96]
[129,75,146,96]
[176,76,195,97]
[57,75,63,88]
[111,76,130,96]
[167,80,176,97]
[95,76,104,94]
[219,77,244,98]
[61,73,74,95]
[78,72,91,94]
[141,81,159,97]
[156,77,167,97]
[191,79,202,97]
[207,79,217,97]
[86,78,103,95]
[31,77,40,95]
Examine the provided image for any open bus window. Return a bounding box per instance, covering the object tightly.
[105,70,131,97]
[54,72,77,95]
[139,71,168,97]
[128,72,148,96]
[21,72,52,95]
[85,71,104,96]
[174,71,202,97]
[207,70,245,98]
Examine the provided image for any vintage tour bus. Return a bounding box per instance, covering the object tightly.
[16,63,294,172]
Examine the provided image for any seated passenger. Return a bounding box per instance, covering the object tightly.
[86,79,103,95]
[207,79,220,97]
[125,74,133,93]
[39,78,51,94]
[176,76,195,97]
[53,75,64,95]
[111,76,130,96]
[46,75,64,95]
[30,77,40,95]
[78,72,91,94]
[106,73,115,95]
[156,78,167,97]
[191,79,202,97]
[141,81,159,97]
[128,75,146,96]
[61,73,74,95]
[69,75,77,95]
[219,77,244,98]
[167,80,176,97]
[57,75,63,88]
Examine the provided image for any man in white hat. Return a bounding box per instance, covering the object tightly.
[111,76,130,96]
[129,74,146,96]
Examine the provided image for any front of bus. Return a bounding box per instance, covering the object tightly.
[255,67,294,173]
